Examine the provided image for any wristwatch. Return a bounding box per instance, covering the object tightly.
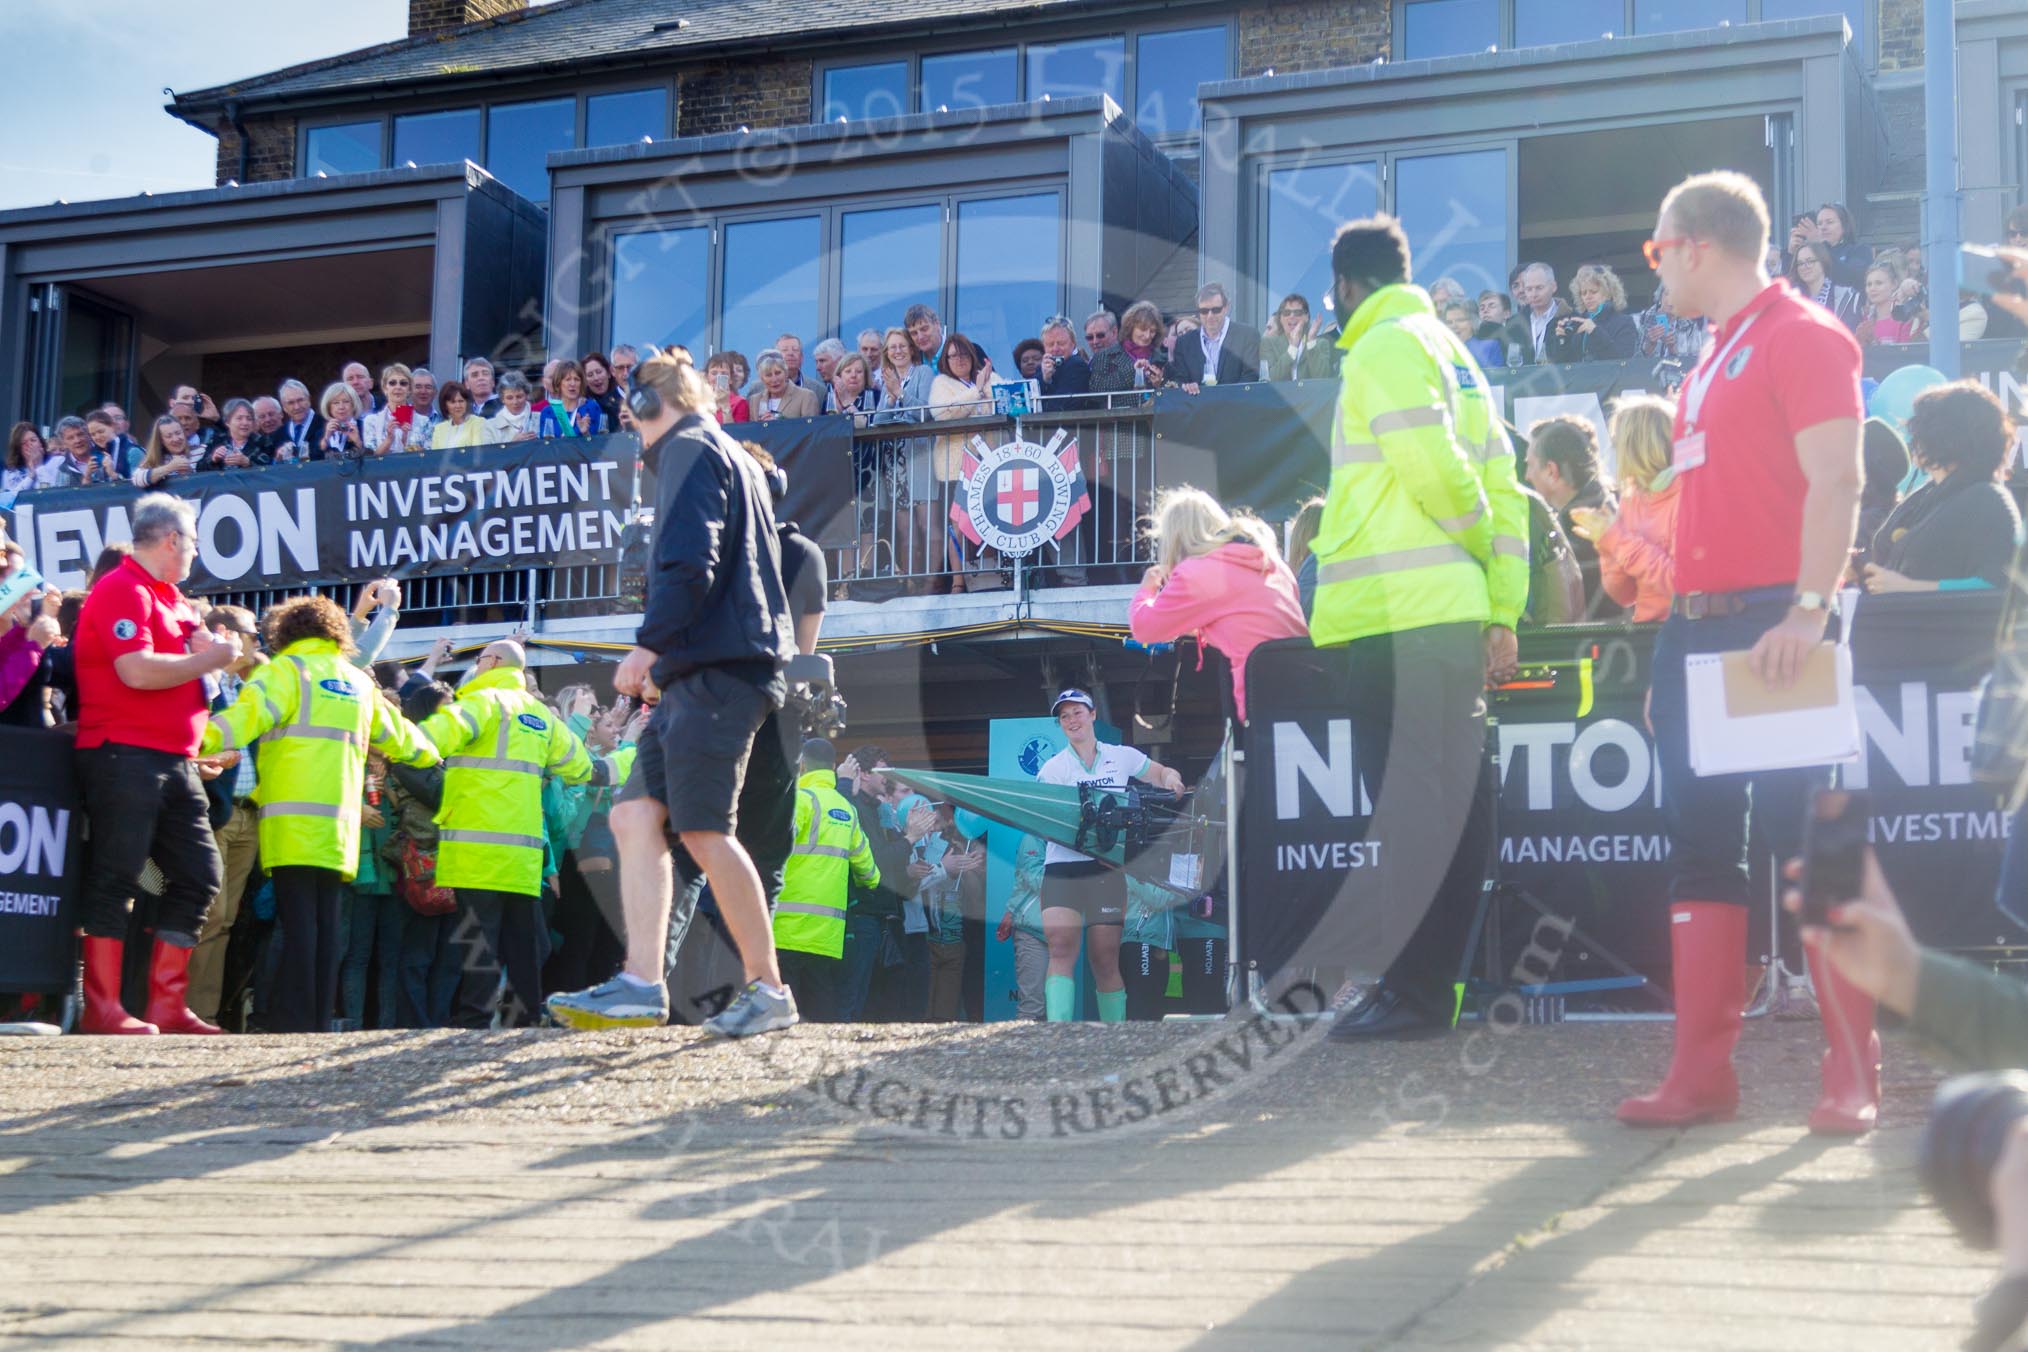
[1793,590,1833,613]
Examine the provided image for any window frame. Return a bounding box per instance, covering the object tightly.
[598,183,1067,360]
[294,79,676,194]
[1390,0,1875,69]
[810,16,1235,147]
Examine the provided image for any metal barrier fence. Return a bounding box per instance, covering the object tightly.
[829,396,1156,599]
[203,563,623,629]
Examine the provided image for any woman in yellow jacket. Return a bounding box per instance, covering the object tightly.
[201,596,439,1033]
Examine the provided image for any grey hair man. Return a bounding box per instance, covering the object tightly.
[1515,262,1565,364]
[71,491,239,1036]
[811,337,847,388]
[462,357,500,416]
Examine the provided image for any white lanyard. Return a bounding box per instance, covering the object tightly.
[1680,310,1761,432]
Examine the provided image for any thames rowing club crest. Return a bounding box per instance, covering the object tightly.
[949,429,1090,559]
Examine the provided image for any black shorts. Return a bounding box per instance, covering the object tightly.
[1041,860,1125,927]
[617,668,772,835]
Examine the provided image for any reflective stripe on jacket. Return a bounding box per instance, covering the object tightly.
[200,638,438,878]
[774,768,879,959]
[419,667,600,896]
[1311,283,1529,646]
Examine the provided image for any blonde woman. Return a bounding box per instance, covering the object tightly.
[1128,486,1308,722]
[362,363,418,455]
[1569,394,1679,622]
[318,382,367,459]
[132,416,196,489]
[1549,263,1639,362]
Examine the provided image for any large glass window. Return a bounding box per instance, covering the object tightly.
[1025,37,1127,106]
[722,216,822,368]
[587,87,668,147]
[486,98,573,202]
[954,194,1061,369]
[609,227,710,357]
[838,206,944,357]
[1403,0,1502,59]
[823,62,910,123]
[304,121,381,177]
[1394,148,1509,302]
[1635,0,1750,32]
[1514,0,1621,45]
[393,108,480,168]
[1264,162,1381,321]
[1134,26,1229,137]
[921,48,1019,113]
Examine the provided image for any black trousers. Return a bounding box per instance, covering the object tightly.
[76,743,223,941]
[777,948,840,1022]
[270,865,342,1035]
[545,856,624,996]
[454,888,545,1026]
[1340,622,1491,1017]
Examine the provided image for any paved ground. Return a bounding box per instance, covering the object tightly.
[0,1016,1989,1349]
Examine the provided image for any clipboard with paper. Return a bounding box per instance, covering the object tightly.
[1683,597,1861,777]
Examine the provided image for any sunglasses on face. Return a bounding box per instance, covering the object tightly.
[1197,304,1226,317]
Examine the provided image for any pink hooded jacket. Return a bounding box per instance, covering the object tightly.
[1129,542,1309,722]
[1595,477,1680,623]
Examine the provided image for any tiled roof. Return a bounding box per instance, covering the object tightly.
[171,0,1101,114]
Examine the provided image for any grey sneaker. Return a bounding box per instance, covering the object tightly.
[701,981,799,1039]
[546,976,669,1030]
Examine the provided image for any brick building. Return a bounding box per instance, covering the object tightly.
[1,0,2025,426]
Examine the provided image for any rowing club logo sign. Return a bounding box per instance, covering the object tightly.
[949,429,1090,559]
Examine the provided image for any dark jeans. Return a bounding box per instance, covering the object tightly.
[339,888,404,1029]
[76,743,222,940]
[1650,595,1829,908]
[453,888,546,1026]
[546,857,624,997]
[270,866,343,1035]
[837,910,884,1022]
[398,908,460,1027]
[1335,622,1490,1015]
[778,948,840,1022]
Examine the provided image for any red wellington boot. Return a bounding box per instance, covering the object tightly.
[143,940,222,1036]
[1804,936,1879,1135]
[79,935,157,1035]
[1618,902,1748,1126]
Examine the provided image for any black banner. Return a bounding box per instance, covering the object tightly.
[7,435,641,595]
[722,414,860,550]
[1239,595,2026,985]
[0,729,83,994]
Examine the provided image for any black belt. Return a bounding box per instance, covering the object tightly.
[1671,584,1792,621]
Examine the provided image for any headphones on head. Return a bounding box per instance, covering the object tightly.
[626,344,667,422]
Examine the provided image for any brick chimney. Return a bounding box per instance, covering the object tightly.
[408,0,526,38]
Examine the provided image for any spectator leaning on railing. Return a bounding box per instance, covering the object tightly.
[1261,293,1339,381]
[1167,282,1259,391]
[319,382,368,459]
[1862,381,2021,596]
[1549,264,1640,363]
[4,421,54,494]
[486,372,539,443]
[72,493,241,1036]
[428,381,487,449]
[463,357,501,419]
[811,338,846,390]
[1038,315,1091,400]
[704,352,751,425]
[274,379,325,461]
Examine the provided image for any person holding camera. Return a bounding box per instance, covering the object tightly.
[1547,264,1640,363]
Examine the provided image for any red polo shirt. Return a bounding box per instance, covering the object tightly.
[1671,280,1863,595]
[74,555,210,756]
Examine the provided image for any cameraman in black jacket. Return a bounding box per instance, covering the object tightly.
[547,348,800,1039]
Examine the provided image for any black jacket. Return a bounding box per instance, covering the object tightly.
[1166,324,1260,387]
[842,782,915,920]
[1548,306,1641,364]
[1039,352,1091,399]
[273,414,328,460]
[1506,301,1568,365]
[1870,475,2023,587]
[1558,477,1626,622]
[637,414,795,693]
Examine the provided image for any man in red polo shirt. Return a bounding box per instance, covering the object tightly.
[73,493,239,1035]
[1618,172,1869,1133]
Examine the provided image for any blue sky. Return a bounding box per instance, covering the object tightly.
[0,0,409,210]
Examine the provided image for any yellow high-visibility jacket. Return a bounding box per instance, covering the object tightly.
[419,667,602,896]
[1311,283,1528,646]
[200,638,438,879]
[774,768,880,959]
